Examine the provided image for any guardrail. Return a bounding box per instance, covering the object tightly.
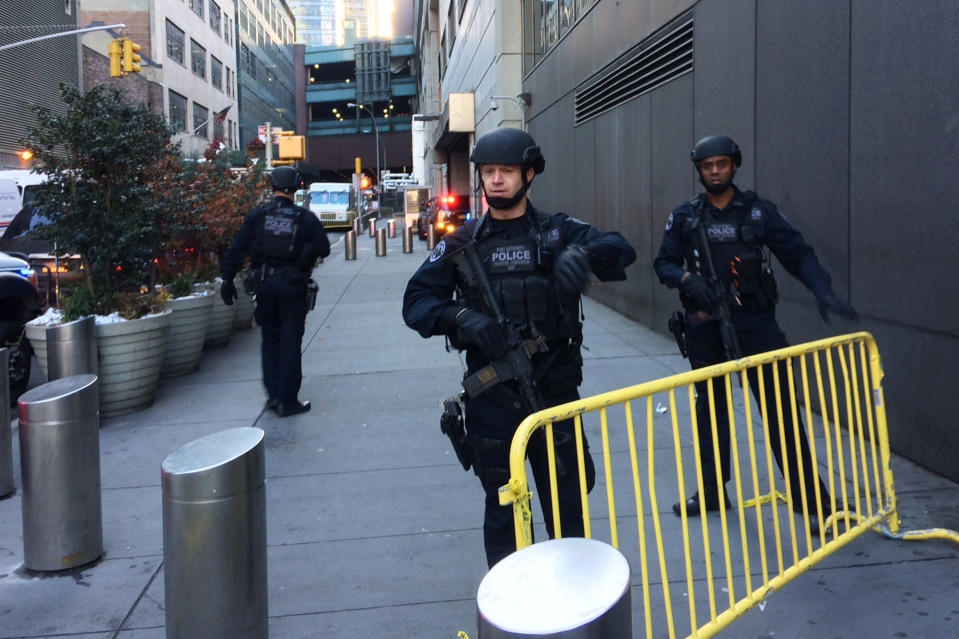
[498,332,958,638]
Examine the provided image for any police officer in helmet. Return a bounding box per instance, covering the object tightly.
[403,127,636,567]
[654,135,857,532]
[221,166,331,417]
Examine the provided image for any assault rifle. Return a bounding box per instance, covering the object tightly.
[450,241,549,414]
[690,204,743,360]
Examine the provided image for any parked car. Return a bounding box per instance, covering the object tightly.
[418,194,471,240]
[0,251,39,405]
[0,206,84,307]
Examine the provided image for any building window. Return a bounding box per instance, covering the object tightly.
[227,119,234,148]
[226,67,234,97]
[239,2,248,32]
[256,0,263,13]
[209,1,221,35]
[166,20,185,65]
[190,0,204,20]
[224,16,232,45]
[458,0,467,22]
[211,56,223,90]
[447,2,456,51]
[191,40,206,78]
[213,117,225,142]
[193,103,209,139]
[168,90,187,132]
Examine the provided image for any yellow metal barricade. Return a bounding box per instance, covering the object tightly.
[498,332,958,639]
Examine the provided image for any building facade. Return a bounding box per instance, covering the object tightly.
[0,3,81,169]
[235,0,297,148]
[416,0,959,482]
[78,0,240,157]
[303,36,415,182]
[288,0,340,45]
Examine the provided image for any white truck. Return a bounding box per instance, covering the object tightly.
[307,182,355,229]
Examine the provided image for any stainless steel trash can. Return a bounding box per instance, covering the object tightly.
[46,315,97,380]
[162,427,267,639]
[18,374,102,571]
[0,348,13,498]
[477,538,632,638]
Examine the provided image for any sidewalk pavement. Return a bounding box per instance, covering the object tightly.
[1,224,957,639]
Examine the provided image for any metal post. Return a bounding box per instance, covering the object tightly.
[427,224,437,250]
[369,217,377,237]
[375,228,387,256]
[46,315,97,381]
[477,538,631,638]
[403,226,414,253]
[388,219,396,238]
[18,374,102,571]
[345,230,357,260]
[0,349,12,498]
[162,427,268,639]
[352,216,362,237]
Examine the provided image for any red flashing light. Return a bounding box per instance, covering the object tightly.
[115,265,122,272]
[443,195,456,205]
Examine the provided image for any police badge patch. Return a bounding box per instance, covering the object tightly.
[665,212,674,230]
[750,207,763,221]
[429,239,447,262]
[547,227,560,243]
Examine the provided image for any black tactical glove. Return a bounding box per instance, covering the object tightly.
[220,279,237,306]
[814,289,858,322]
[554,245,591,296]
[681,273,720,313]
[455,308,509,360]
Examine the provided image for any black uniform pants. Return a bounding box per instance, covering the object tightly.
[254,274,307,405]
[465,389,596,568]
[685,309,830,514]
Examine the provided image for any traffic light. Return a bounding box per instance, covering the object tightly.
[109,39,123,77]
[123,39,142,74]
[360,175,371,190]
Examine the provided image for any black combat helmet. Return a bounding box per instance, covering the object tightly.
[690,135,742,167]
[270,166,301,194]
[470,128,545,174]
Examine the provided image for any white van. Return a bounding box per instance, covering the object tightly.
[0,170,46,232]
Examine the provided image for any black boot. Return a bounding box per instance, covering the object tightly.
[276,400,311,417]
[672,491,731,517]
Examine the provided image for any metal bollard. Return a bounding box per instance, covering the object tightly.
[388,219,396,238]
[375,228,387,256]
[162,427,268,639]
[345,230,357,260]
[352,217,362,237]
[46,315,97,381]
[477,538,631,638]
[369,217,377,237]
[427,224,437,250]
[403,226,414,253]
[18,374,102,571]
[1,349,12,498]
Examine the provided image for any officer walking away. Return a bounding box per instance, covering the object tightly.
[220,166,331,417]
[403,128,636,567]
[654,135,857,532]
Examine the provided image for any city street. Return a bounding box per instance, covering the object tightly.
[1,226,958,638]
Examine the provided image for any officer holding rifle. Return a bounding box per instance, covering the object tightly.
[403,128,636,567]
[654,135,857,531]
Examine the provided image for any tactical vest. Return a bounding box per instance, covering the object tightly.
[458,215,581,343]
[254,201,302,263]
[684,193,779,312]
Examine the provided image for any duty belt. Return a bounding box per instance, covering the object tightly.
[263,264,303,277]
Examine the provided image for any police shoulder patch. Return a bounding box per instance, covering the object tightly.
[547,227,561,243]
[665,212,674,230]
[750,207,763,221]
[429,239,447,262]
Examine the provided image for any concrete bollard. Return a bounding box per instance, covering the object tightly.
[18,374,102,571]
[403,226,414,253]
[427,224,437,250]
[1,349,12,498]
[477,538,632,638]
[369,217,377,237]
[345,230,357,260]
[388,219,396,238]
[162,427,268,639]
[375,228,387,256]
[46,315,97,381]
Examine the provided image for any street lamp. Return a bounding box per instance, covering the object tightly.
[347,102,380,191]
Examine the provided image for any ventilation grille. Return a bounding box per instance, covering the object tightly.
[574,16,693,125]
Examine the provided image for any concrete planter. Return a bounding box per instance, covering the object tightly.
[161,294,214,377]
[26,311,172,417]
[204,283,237,348]
[232,290,256,331]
